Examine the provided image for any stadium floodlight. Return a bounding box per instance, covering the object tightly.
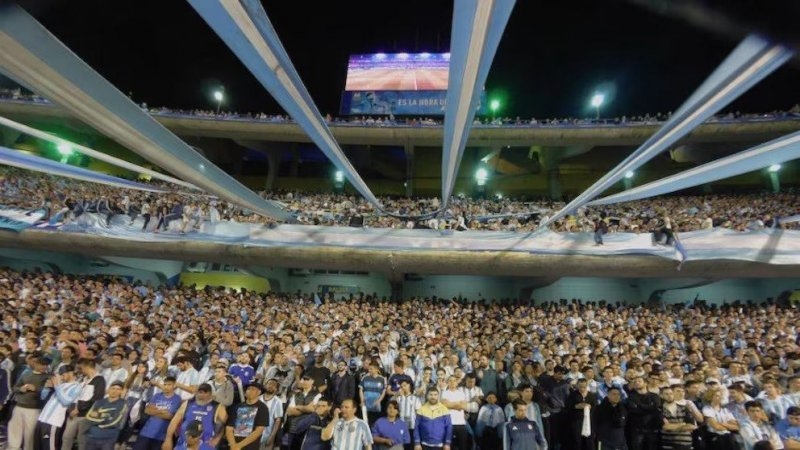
[496,192,503,199]
[475,167,489,186]
[768,164,781,173]
[590,92,605,119]
[213,89,224,114]
[490,99,500,120]
[56,142,73,156]
[334,170,344,183]
[625,170,635,179]
[397,52,409,60]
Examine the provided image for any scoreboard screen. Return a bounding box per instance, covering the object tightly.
[345,52,450,91]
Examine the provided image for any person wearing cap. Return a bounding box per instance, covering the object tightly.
[176,421,214,450]
[134,376,182,450]
[775,406,800,450]
[34,364,81,450]
[225,382,269,450]
[284,373,322,450]
[84,381,128,450]
[162,383,227,450]
[8,355,50,450]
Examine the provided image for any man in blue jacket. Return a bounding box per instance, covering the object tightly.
[504,400,547,450]
[413,388,451,450]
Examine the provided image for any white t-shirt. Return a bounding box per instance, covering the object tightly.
[441,388,467,426]
[702,405,736,435]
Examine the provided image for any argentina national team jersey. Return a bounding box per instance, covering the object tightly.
[332,417,373,450]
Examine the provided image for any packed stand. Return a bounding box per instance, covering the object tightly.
[0,268,798,450]
[3,87,799,129]
[2,166,799,238]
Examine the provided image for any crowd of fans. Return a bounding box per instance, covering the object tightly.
[2,87,799,129]
[0,268,797,450]
[1,166,798,237]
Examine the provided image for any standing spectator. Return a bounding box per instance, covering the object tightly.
[360,363,387,427]
[291,396,332,450]
[594,387,628,450]
[34,364,81,450]
[775,406,800,450]
[739,401,784,450]
[395,380,421,450]
[566,378,597,450]
[225,382,269,450]
[174,357,200,402]
[330,361,356,408]
[209,365,235,408]
[133,376,182,450]
[321,399,373,450]
[62,358,106,450]
[284,374,322,450]
[503,399,547,450]
[461,373,483,434]
[702,389,739,450]
[229,353,256,403]
[627,376,662,450]
[162,383,228,450]
[258,379,284,450]
[8,355,50,450]
[84,381,128,450]
[413,388,452,450]
[440,376,469,450]
[475,392,505,450]
[659,385,697,450]
[371,400,410,450]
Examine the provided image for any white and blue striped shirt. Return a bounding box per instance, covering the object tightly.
[332,417,373,450]
[259,394,284,445]
[396,394,421,429]
[38,381,82,427]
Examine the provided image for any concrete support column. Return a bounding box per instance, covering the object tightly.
[265,149,281,191]
[538,145,591,201]
[390,280,404,302]
[289,144,299,177]
[404,143,414,197]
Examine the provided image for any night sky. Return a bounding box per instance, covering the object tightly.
[16,0,800,119]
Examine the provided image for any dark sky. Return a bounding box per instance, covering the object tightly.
[18,0,800,119]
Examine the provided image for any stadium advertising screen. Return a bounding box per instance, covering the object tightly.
[345,52,450,91]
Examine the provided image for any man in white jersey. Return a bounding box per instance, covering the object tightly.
[322,399,373,450]
[34,365,82,450]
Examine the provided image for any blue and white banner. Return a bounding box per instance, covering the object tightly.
[340,90,487,116]
[18,210,800,265]
[0,206,45,231]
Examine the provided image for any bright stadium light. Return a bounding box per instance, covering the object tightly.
[768,164,781,173]
[590,92,605,119]
[56,142,73,156]
[397,52,409,60]
[420,52,431,59]
[496,193,503,199]
[334,170,344,183]
[475,167,488,186]
[212,89,224,114]
[374,53,387,60]
[490,99,500,120]
[625,170,635,179]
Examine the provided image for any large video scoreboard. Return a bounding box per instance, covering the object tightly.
[340,52,485,116]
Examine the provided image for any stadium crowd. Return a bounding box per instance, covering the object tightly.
[1,166,798,237]
[0,268,798,450]
[2,88,799,129]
